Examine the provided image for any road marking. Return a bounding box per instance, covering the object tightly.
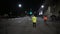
[18,17,26,23]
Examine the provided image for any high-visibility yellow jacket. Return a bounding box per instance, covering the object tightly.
[32,16,37,23]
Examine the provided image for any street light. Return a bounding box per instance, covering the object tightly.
[41,5,44,8]
[18,4,22,7]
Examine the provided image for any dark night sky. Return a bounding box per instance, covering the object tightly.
[0,0,45,13]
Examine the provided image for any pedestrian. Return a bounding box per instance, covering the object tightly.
[43,15,48,25]
[32,15,37,28]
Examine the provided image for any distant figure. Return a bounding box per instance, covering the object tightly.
[43,15,48,25]
[32,15,37,28]
[50,15,56,21]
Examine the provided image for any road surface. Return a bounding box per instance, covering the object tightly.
[0,16,58,34]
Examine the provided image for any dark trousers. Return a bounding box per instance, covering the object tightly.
[44,20,48,25]
[33,23,36,28]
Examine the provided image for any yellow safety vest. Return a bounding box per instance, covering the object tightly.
[32,16,37,23]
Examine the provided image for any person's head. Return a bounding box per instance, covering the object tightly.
[32,15,35,17]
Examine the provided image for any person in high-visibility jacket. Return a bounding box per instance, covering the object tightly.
[32,16,37,28]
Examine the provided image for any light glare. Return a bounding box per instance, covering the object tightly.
[41,5,44,8]
[39,11,43,15]
[19,4,22,7]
